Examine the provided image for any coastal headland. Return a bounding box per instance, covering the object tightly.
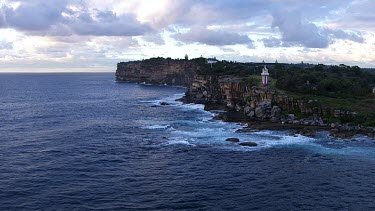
[116,57,375,139]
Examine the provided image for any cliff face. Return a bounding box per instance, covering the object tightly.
[184,75,330,122]
[116,57,327,120]
[116,59,201,87]
[115,58,374,137]
[184,75,374,138]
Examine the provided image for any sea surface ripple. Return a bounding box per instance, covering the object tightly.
[1,73,375,210]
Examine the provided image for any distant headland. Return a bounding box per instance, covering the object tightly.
[116,57,375,139]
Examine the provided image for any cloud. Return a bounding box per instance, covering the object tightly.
[0,0,374,70]
[271,10,330,48]
[91,37,139,49]
[333,0,375,30]
[142,33,165,45]
[327,29,364,43]
[68,12,152,36]
[0,40,13,50]
[0,0,153,36]
[271,9,365,48]
[0,0,67,31]
[174,26,253,47]
[262,37,282,48]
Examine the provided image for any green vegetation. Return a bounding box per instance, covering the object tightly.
[197,60,375,126]
[272,64,375,126]
[241,75,262,87]
[196,60,251,76]
[123,57,375,126]
[274,64,375,98]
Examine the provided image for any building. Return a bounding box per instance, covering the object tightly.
[207,57,218,68]
[261,65,269,86]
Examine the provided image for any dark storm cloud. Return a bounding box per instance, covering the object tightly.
[174,26,253,47]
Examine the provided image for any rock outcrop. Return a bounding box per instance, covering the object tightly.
[239,142,258,147]
[226,138,240,143]
[116,58,201,87]
[115,58,375,139]
[183,75,328,121]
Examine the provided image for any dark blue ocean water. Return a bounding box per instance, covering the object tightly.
[1,73,375,210]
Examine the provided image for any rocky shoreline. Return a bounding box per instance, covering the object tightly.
[178,74,375,141]
[216,108,375,140]
[116,58,375,142]
[177,96,375,141]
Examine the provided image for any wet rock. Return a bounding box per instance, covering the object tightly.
[196,93,203,99]
[255,106,265,118]
[160,102,170,106]
[235,104,243,112]
[248,111,255,117]
[289,131,298,137]
[294,127,316,137]
[244,106,251,114]
[214,111,247,122]
[227,102,235,109]
[287,114,295,121]
[293,120,300,124]
[271,106,281,119]
[226,138,240,143]
[239,142,258,147]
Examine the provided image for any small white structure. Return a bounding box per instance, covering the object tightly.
[261,65,269,86]
[207,57,218,68]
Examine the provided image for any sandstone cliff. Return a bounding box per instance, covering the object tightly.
[184,75,328,121]
[116,58,202,87]
[184,75,374,138]
[115,58,374,137]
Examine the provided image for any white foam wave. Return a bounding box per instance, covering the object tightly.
[140,92,375,157]
[142,124,172,130]
[255,134,315,148]
[164,137,196,147]
[140,93,184,106]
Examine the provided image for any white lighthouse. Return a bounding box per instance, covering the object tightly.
[261,65,269,86]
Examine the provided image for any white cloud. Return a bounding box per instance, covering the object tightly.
[271,9,364,48]
[174,26,254,47]
[0,0,374,71]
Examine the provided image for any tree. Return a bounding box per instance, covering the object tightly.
[185,54,188,60]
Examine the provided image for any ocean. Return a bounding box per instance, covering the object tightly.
[1,73,375,210]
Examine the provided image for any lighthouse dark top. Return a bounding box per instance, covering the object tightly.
[261,65,269,86]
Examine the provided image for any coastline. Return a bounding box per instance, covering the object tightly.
[118,80,375,141]
[115,58,375,141]
[178,94,375,141]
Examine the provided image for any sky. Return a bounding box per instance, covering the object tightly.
[0,0,374,72]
